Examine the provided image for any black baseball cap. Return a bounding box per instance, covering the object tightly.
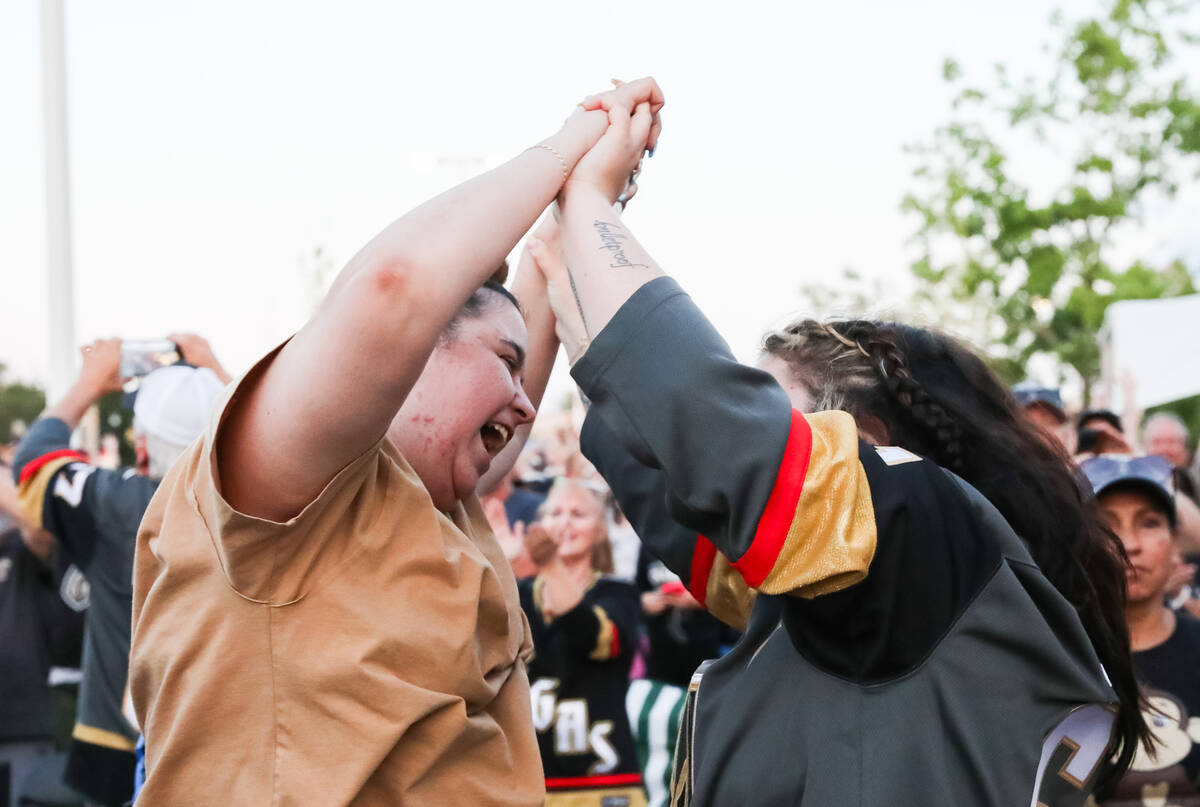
[1078,409,1123,434]
[1080,454,1176,528]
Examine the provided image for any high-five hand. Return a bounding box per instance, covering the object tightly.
[567,77,664,204]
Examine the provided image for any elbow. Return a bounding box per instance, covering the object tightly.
[361,256,420,307]
[337,256,433,337]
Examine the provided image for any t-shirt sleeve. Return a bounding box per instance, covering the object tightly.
[13,417,156,570]
[182,345,386,603]
[572,277,876,616]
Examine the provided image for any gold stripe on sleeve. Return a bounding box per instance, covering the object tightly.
[73,722,137,752]
[760,410,877,599]
[704,553,757,632]
[588,606,617,660]
[15,456,78,530]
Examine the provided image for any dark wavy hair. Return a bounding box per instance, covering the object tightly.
[762,318,1148,792]
[442,279,522,340]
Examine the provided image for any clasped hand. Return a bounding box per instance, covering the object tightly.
[565,77,664,207]
[526,78,664,363]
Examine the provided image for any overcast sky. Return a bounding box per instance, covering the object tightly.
[2,0,1195,408]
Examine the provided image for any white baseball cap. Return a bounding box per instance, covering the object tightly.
[132,365,224,447]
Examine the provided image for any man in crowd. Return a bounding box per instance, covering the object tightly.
[11,336,227,806]
[1143,412,1198,504]
[1013,383,1073,453]
[0,471,85,807]
[1077,409,1132,456]
[1083,455,1200,804]
[1145,413,1193,470]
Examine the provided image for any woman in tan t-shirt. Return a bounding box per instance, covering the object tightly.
[129,79,665,806]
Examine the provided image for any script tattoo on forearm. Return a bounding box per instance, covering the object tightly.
[593,220,648,269]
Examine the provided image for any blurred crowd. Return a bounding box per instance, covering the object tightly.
[1,72,1198,807]
[2,330,1199,806]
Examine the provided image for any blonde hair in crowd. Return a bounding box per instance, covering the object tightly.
[542,477,614,574]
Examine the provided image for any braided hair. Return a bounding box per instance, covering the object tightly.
[762,319,1149,792]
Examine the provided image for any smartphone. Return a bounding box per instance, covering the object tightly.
[121,339,181,378]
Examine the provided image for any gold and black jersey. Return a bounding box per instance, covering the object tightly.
[517,575,645,806]
[12,417,154,805]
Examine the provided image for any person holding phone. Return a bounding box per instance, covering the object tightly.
[11,335,226,806]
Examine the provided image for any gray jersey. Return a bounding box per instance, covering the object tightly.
[573,277,1118,806]
[14,418,158,754]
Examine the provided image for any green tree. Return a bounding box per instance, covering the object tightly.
[0,364,46,443]
[904,0,1200,399]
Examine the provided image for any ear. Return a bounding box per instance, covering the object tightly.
[135,434,150,476]
[856,415,890,446]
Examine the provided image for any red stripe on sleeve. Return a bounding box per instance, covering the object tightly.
[609,622,620,659]
[545,773,644,790]
[687,535,718,605]
[18,449,88,485]
[730,410,814,588]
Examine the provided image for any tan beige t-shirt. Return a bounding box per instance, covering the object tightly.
[129,359,542,806]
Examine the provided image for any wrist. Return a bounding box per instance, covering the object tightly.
[559,179,618,210]
[544,111,606,168]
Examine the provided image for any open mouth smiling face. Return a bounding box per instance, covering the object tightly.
[480,421,513,457]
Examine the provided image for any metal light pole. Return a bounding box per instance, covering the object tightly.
[40,0,76,402]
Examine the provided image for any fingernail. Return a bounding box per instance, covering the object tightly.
[648,146,656,158]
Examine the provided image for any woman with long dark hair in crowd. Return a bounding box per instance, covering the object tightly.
[519,478,645,807]
[524,80,1147,805]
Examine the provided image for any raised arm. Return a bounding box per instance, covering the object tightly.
[218,108,609,521]
[476,213,564,496]
[39,339,127,431]
[533,82,876,608]
[552,79,667,349]
[169,333,234,385]
[580,415,756,630]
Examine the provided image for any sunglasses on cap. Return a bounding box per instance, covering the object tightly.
[1012,385,1064,412]
[1080,454,1176,525]
[1081,454,1173,491]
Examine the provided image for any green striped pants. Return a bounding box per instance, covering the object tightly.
[625,679,687,807]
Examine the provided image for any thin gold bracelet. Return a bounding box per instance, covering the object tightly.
[528,144,568,179]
